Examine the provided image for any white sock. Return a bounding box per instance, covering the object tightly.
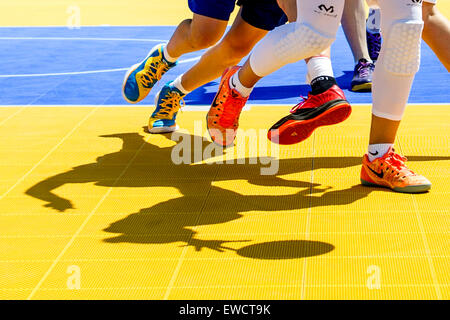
[366,8,381,34]
[368,143,393,162]
[172,75,190,95]
[306,56,333,85]
[229,72,253,98]
[163,45,178,63]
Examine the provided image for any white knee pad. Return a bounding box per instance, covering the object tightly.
[250,22,335,77]
[372,19,423,121]
[383,19,424,75]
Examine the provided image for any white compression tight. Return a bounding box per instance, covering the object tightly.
[370,0,423,120]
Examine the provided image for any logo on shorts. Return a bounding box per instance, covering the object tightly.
[315,4,338,18]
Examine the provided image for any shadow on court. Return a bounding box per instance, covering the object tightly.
[25,131,449,259]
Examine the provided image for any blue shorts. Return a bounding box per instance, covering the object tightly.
[188,0,287,31]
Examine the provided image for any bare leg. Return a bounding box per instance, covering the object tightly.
[304,48,331,64]
[369,115,400,144]
[422,2,450,71]
[181,11,268,92]
[166,14,228,59]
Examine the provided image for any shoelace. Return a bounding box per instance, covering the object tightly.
[383,151,415,176]
[356,62,372,77]
[140,61,169,88]
[290,93,314,113]
[367,33,381,55]
[155,91,185,119]
[220,91,247,127]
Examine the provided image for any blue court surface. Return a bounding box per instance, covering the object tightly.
[0,26,448,106]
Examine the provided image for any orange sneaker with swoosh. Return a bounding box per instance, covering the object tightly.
[207,66,248,147]
[361,147,431,193]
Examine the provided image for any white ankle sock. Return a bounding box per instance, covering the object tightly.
[163,45,178,63]
[229,72,253,98]
[368,143,393,162]
[172,75,190,95]
[306,56,334,85]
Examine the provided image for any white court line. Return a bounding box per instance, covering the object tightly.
[0,104,448,109]
[0,68,129,78]
[396,142,443,300]
[0,108,97,202]
[0,105,252,112]
[300,135,315,300]
[27,134,149,300]
[0,57,200,78]
[0,108,25,127]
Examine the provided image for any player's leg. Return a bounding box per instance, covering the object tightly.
[238,0,344,88]
[205,1,293,145]
[361,0,431,193]
[149,9,271,134]
[150,0,288,138]
[178,9,271,94]
[422,0,450,71]
[209,0,348,145]
[149,1,288,135]
[122,0,233,104]
[264,0,350,145]
[341,0,376,92]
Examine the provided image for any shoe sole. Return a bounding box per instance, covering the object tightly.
[361,178,431,193]
[122,44,162,104]
[269,102,352,145]
[351,82,372,92]
[148,125,179,134]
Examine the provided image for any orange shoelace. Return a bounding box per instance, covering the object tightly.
[154,91,184,119]
[220,91,247,127]
[140,61,169,88]
[381,151,415,178]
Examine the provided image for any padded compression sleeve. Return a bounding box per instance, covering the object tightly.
[249,0,344,77]
[371,0,423,120]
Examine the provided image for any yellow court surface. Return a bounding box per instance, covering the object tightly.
[0,0,449,300]
[0,105,448,299]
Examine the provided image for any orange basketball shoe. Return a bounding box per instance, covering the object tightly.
[207,66,249,146]
[361,147,431,193]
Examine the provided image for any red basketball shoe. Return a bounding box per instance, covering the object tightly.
[268,85,351,145]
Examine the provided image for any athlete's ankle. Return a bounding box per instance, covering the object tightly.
[172,75,190,95]
[310,76,336,95]
[163,45,179,64]
[229,71,253,98]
